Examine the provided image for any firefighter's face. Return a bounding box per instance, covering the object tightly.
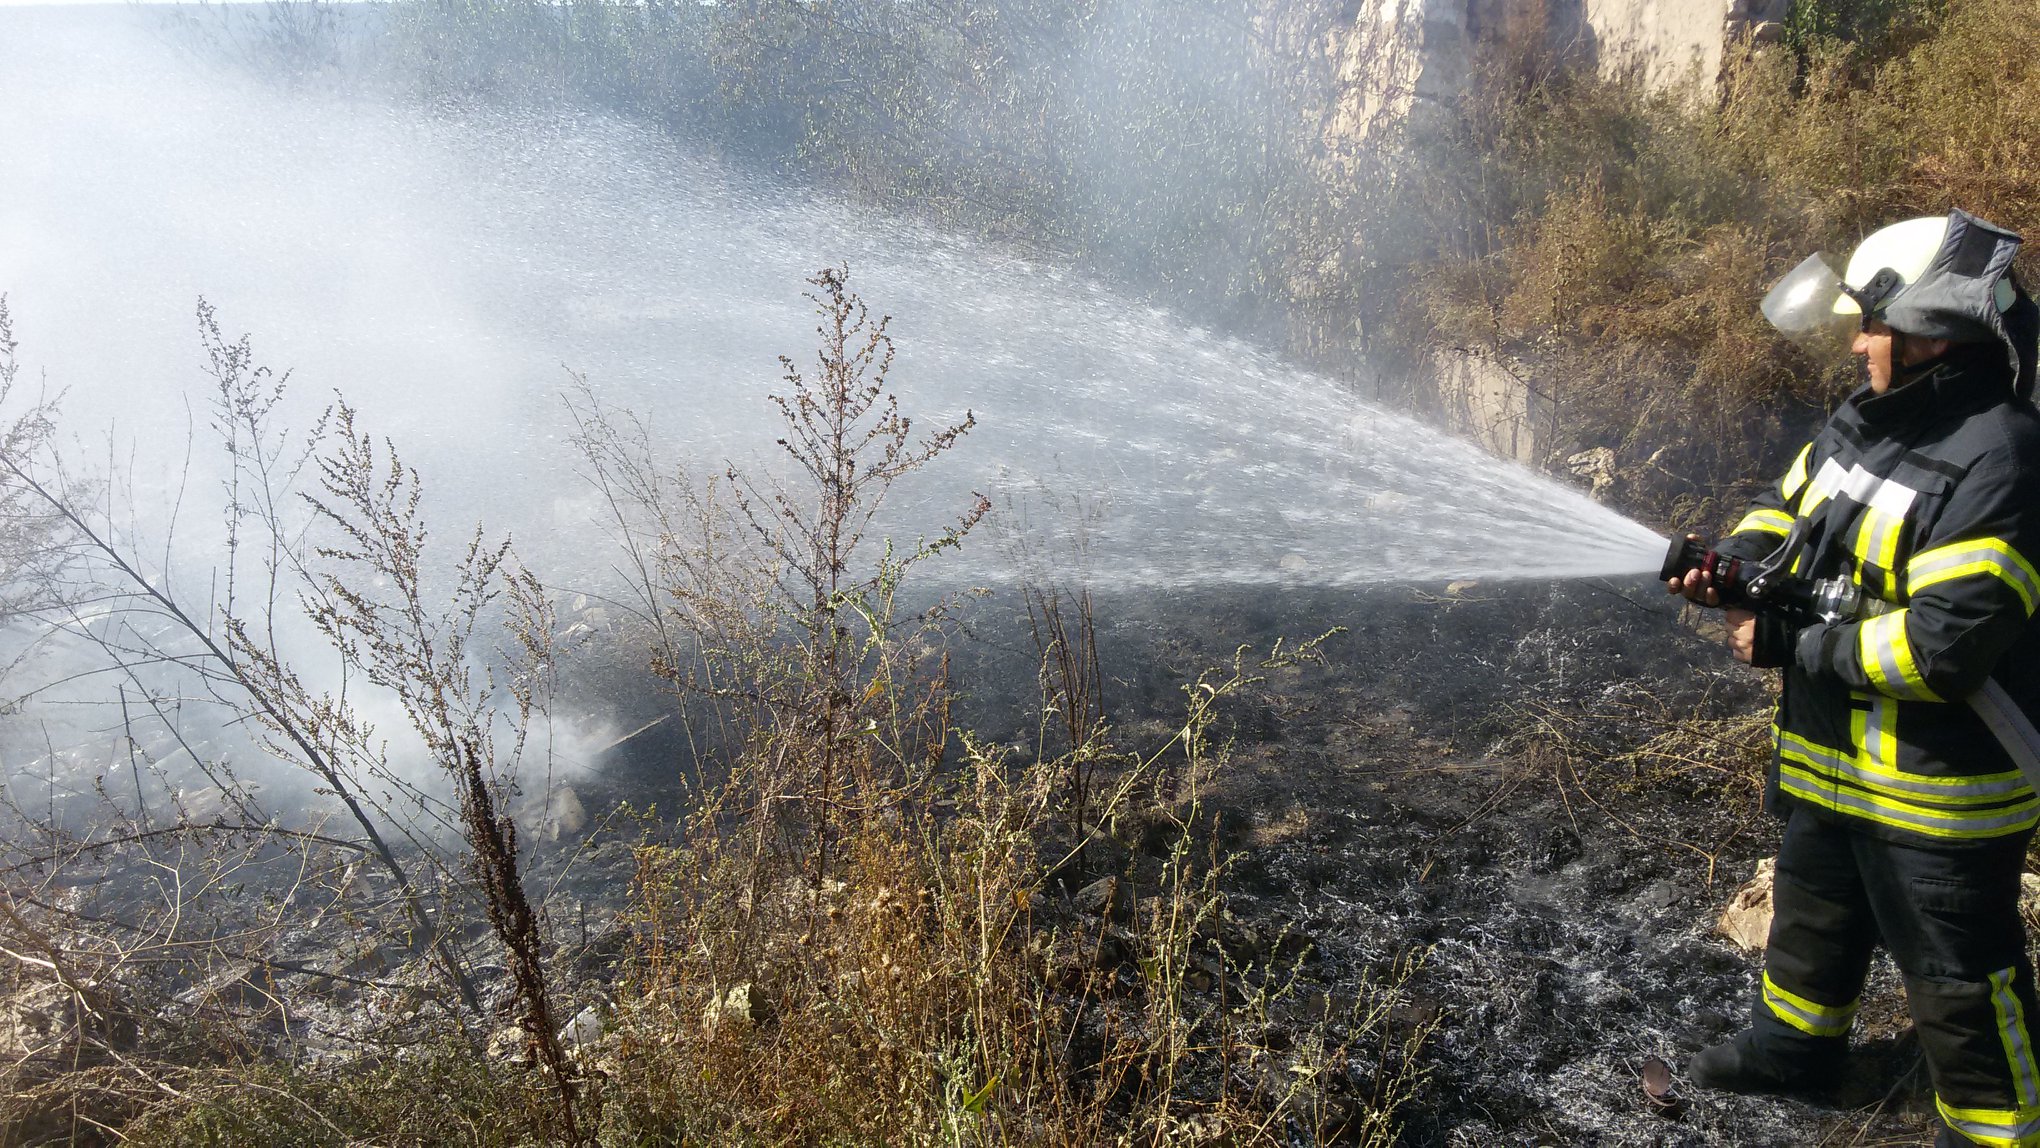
[1852,321,1949,394]
[1853,322,1899,393]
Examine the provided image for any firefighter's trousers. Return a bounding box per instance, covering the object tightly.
[1752,806,2040,1145]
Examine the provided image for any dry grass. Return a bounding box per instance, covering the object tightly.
[1402,0,2040,531]
[44,271,1434,1146]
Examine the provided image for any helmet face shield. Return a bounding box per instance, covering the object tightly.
[1763,253,1860,359]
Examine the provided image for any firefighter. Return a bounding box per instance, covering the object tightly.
[1670,210,2040,1146]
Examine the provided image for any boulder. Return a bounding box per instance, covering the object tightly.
[1073,875,1129,921]
[1566,447,1619,501]
[558,1004,603,1048]
[701,982,766,1035]
[1715,857,1775,953]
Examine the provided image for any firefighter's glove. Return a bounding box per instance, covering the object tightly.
[1793,621,1845,679]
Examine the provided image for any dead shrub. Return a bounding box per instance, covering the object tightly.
[1402,0,2040,533]
[580,269,1430,1145]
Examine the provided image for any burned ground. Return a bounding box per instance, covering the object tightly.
[12,578,1958,1145]
[1003,581,1936,1145]
[525,577,1953,1145]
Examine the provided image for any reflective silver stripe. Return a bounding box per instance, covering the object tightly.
[1838,463,1923,517]
[1994,968,2040,1108]
[1970,681,2040,797]
[1939,1099,2040,1146]
[1779,769,2040,835]
[1736,508,1794,536]
[1779,732,2030,802]
[1851,509,1906,599]
[1911,541,2040,611]
[1802,458,1848,513]
[1863,696,1894,770]
[1862,614,1940,702]
[1762,972,1855,1037]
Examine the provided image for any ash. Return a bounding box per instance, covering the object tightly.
[917,579,1940,1145]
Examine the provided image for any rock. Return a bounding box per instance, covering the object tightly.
[487,1024,529,1060]
[701,982,765,1035]
[1748,20,1786,44]
[515,784,587,842]
[2020,873,2040,926]
[1715,857,1775,953]
[1565,447,1619,501]
[1640,879,1684,912]
[548,787,587,838]
[1074,875,1130,921]
[559,1005,603,1047]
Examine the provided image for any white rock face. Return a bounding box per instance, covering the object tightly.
[1317,0,1788,153]
[1586,0,1791,88]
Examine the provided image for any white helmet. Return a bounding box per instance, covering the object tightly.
[1761,211,2023,362]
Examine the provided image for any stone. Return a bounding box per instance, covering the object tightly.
[1074,875,1130,921]
[487,1024,529,1060]
[558,1005,603,1047]
[1566,446,1620,501]
[701,982,765,1035]
[2019,873,2040,925]
[515,784,587,842]
[1715,857,1775,953]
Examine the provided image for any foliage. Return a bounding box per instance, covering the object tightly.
[578,269,1427,1145]
[0,271,1430,1144]
[121,1043,536,1148]
[1397,0,2040,531]
[0,300,594,1144]
[1784,0,1946,58]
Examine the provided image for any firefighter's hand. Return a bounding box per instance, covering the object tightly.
[1664,534,1723,607]
[1725,608,1757,664]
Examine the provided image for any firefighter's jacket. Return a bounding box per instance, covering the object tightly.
[1721,344,2040,846]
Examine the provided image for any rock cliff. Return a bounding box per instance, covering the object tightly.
[1318,0,1793,149]
[1298,0,1792,461]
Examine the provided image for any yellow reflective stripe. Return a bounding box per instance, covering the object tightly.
[1778,727,2029,802]
[1857,612,1944,702]
[1910,537,2040,616]
[1855,696,1897,775]
[1778,765,2040,839]
[1849,509,1905,600]
[1781,443,1813,502]
[1995,968,2040,1109]
[1734,508,1794,537]
[1938,1096,2040,1147]
[1762,971,1856,1037]
[1801,458,1848,517]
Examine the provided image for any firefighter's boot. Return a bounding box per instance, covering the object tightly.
[1687,1028,1839,1095]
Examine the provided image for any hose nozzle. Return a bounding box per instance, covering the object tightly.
[1659,536,1754,607]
